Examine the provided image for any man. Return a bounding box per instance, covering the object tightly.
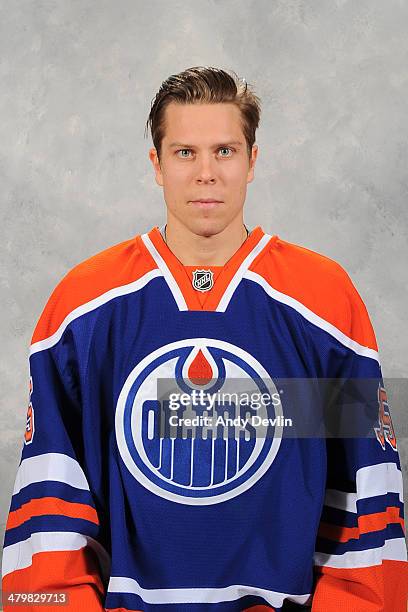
[2,66,407,611]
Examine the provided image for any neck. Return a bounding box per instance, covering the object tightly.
[164,215,249,266]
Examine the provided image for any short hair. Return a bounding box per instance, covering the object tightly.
[144,66,261,161]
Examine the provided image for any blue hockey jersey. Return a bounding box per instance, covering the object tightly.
[2,224,407,611]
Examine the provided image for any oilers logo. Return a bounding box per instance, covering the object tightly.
[115,339,283,505]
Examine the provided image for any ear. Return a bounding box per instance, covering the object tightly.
[149,148,164,187]
[247,144,258,184]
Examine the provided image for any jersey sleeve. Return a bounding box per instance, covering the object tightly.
[311,273,408,611]
[1,279,110,611]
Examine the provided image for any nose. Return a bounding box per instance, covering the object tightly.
[195,153,217,183]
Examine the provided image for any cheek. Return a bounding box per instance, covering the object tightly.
[226,160,250,181]
[166,166,194,188]
[225,158,249,177]
[162,175,188,210]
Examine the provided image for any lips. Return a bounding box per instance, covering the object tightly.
[191,199,223,203]
[190,200,223,209]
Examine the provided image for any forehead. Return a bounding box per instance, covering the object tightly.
[162,102,244,145]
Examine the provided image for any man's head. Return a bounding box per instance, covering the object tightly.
[145,67,261,237]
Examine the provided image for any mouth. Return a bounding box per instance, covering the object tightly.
[190,199,223,208]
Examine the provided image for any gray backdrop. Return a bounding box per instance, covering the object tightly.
[1,0,407,583]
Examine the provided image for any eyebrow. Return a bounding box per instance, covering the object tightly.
[168,141,244,148]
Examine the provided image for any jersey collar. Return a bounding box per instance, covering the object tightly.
[141,225,273,311]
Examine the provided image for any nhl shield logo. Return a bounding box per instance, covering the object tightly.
[192,269,214,292]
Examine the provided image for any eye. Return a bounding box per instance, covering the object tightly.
[175,147,235,158]
[176,148,192,158]
[219,147,234,157]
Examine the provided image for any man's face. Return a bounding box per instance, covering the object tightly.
[149,102,258,237]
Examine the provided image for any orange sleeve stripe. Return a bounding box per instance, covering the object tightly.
[31,236,157,344]
[317,506,404,543]
[6,497,99,530]
[249,239,377,350]
[2,548,105,611]
[312,559,408,612]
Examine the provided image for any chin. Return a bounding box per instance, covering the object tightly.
[190,219,226,238]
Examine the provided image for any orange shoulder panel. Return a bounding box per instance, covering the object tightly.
[250,238,378,350]
[31,235,157,345]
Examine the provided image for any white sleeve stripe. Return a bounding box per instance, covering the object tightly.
[324,489,359,513]
[314,537,408,568]
[243,270,379,361]
[1,531,111,582]
[30,268,162,355]
[324,463,404,512]
[13,453,90,496]
[357,463,404,499]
